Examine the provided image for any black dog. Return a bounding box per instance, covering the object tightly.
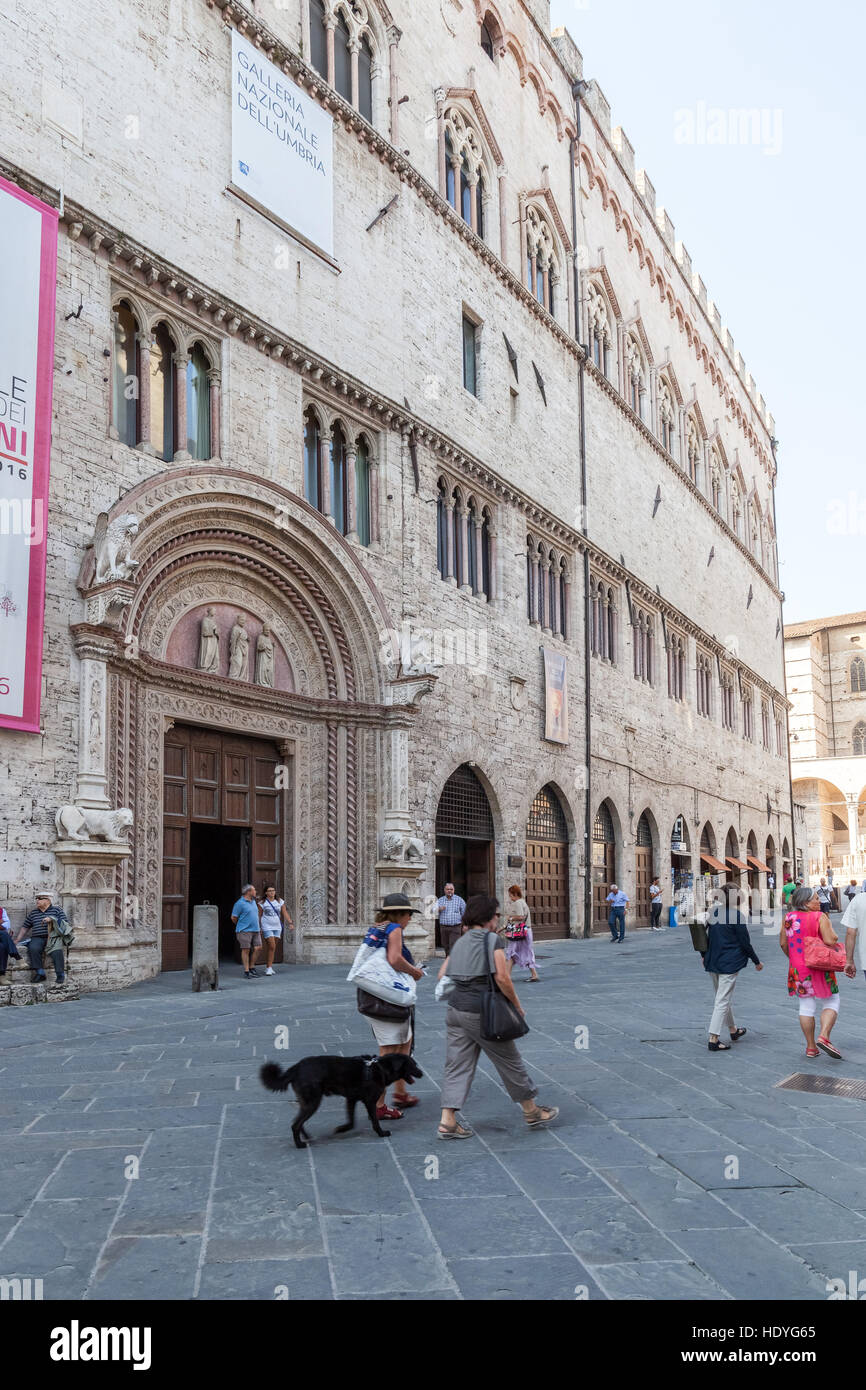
[260,1054,424,1148]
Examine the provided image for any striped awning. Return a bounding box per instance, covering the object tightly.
[747,855,772,874]
[726,856,749,871]
[700,854,727,873]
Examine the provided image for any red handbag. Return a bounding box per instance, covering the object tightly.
[506,920,528,940]
[803,936,846,972]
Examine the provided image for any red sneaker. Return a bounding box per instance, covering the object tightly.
[376,1105,403,1121]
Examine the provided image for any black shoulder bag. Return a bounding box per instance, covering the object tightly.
[479,931,529,1042]
[356,988,411,1022]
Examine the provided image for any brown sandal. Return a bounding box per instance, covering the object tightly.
[437,1122,474,1140]
[524,1104,559,1128]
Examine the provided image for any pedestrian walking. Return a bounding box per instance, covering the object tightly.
[781,876,796,908]
[358,894,425,1121]
[437,895,558,1139]
[605,885,629,942]
[780,885,845,1060]
[842,887,866,983]
[258,885,293,975]
[704,882,762,1051]
[815,878,833,914]
[15,891,70,984]
[843,879,859,908]
[436,883,466,956]
[767,872,776,910]
[231,884,262,979]
[649,876,664,931]
[503,884,539,981]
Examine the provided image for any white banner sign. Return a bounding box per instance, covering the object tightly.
[230,30,334,258]
[0,178,57,732]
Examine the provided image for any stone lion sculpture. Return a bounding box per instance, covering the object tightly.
[381,831,406,861]
[93,512,139,584]
[55,805,134,843]
[405,836,424,861]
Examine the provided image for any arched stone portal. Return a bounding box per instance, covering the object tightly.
[61,468,432,988]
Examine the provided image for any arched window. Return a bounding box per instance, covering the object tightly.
[355,436,371,546]
[591,580,616,661]
[526,537,534,620]
[633,606,653,683]
[625,335,646,420]
[150,321,176,462]
[526,206,558,316]
[731,484,743,540]
[548,557,557,631]
[667,631,685,701]
[185,343,211,460]
[851,656,866,693]
[741,684,754,741]
[536,543,546,628]
[437,480,449,579]
[333,10,352,103]
[452,489,464,586]
[658,378,677,460]
[587,283,612,378]
[444,110,487,240]
[309,0,328,79]
[710,450,723,512]
[480,19,495,59]
[112,300,141,447]
[721,669,735,731]
[775,708,784,756]
[696,649,713,718]
[559,560,568,639]
[467,498,479,592]
[637,811,653,848]
[854,722,866,756]
[304,407,322,511]
[480,507,491,599]
[329,421,348,535]
[358,34,373,123]
[762,699,771,750]
[594,801,615,845]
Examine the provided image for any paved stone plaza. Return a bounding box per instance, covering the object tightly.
[2,920,866,1301]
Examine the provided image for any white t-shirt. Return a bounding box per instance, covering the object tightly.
[649,884,662,902]
[260,898,284,927]
[841,893,866,972]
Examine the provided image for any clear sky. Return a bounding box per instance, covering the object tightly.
[550,0,865,625]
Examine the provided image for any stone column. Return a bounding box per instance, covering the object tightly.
[471,513,483,595]
[208,369,221,460]
[450,155,463,216]
[498,170,508,262]
[550,562,560,634]
[173,353,190,461]
[458,506,471,590]
[349,40,359,109]
[542,561,552,634]
[136,333,155,455]
[529,251,538,298]
[488,527,498,604]
[541,266,550,311]
[346,444,358,540]
[388,29,400,143]
[319,434,332,518]
[846,793,861,861]
[326,17,336,86]
[562,574,571,639]
[369,457,380,543]
[518,194,527,286]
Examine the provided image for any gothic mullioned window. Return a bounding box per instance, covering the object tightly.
[685,416,702,489]
[303,406,323,512]
[696,650,713,718]
[762,699,771,750]
[587,283,613,378]
[308,1,377,123]
[150,321,177,462]
[185,343,212,460]
[444,110,487,239]
[625,335,646,420]
[851,656,866,693]
[667,631,686,701]
[591,578,617,662]
[709,448,723,513]
[112,300,141,447]
[721,669,736,731]
[741,684,754,741]
[525,206,558,316]
[775,708,784,756]
[854,721,866,756]
[632,605,654,683]
[658,378,677,461]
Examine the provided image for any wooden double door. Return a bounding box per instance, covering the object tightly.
[526,840,569,940]
[634,847,653,926]
[161,725,283,970]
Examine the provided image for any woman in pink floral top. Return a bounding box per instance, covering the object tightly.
[779,884,844,1060]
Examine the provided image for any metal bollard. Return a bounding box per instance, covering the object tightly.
[192,903,219,992]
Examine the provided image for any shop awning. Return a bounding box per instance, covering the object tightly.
[700,854,727,873]
[726,856,749,871]
[747,855,772,874]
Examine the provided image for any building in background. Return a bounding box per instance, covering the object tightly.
[785,611,866,882]
[0,0,790,989]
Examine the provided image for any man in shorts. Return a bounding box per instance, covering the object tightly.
[231,884,261,979]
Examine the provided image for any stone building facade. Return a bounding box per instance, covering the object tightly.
[785,611,866,882]
[0,0,791,989]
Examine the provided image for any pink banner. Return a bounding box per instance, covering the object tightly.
[0,177,58,732]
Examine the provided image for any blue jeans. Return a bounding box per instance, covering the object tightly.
[609,907,625,941]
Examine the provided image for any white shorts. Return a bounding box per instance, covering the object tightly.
[260,924,282,939]
[369,1017,413,1047]
[798,994,840,1018]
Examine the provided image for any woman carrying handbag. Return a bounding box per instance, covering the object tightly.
[503,884,539,982]
[355,894,425,1119]
[781,885,847,1059]
[436,894,558,1140]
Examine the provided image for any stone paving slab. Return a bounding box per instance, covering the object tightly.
[2,928,866,1300]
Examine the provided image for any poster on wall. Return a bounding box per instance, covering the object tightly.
[230,29,335,260]
[542,648,569,744]
[0,177,58,733]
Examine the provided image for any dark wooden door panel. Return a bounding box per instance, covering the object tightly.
[526,840,569,940]
[635,847,653,925]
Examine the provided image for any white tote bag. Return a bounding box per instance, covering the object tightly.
[347,942,418,1006]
